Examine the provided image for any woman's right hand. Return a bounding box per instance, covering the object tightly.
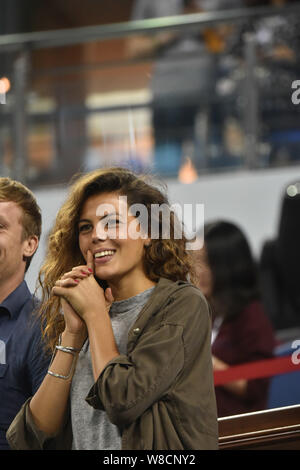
[61,298,87,348]
[56,266,92,339]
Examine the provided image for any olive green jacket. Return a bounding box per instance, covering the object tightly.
[7,278,219,450]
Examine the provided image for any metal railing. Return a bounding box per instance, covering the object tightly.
[1,4,300,184]
[0,4,299,51]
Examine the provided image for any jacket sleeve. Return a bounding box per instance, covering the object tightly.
[85,287,210,428]
[6,397,72,450]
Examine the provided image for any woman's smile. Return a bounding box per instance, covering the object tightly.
[93,249,116,265]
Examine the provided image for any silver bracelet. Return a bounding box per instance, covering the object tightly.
[47,344,80,380]
[55,345,81,354]
[47,369,73,380]
[47,365,76,380]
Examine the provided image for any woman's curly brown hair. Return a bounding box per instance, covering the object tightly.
[37,167,195,352]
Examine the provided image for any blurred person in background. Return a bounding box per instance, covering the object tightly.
[128,0,244,176]
[195,220,276,417]
[246,0,300,166]
[260,182,300,332]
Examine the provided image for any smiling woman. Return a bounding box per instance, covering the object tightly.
[77,191,154,301]
[36,167,194,353]
[6,167,218,451]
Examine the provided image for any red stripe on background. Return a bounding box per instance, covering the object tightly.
[214,355,300,386]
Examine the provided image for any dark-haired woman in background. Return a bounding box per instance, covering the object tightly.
[195,220,276,418]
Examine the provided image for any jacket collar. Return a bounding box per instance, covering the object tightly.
[127,277,190,348]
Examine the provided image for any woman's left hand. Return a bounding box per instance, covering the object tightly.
[52,250,114,324]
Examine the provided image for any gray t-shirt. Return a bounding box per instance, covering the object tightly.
[70,286,155,450]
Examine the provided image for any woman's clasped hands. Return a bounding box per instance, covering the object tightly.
[52,249,114,326]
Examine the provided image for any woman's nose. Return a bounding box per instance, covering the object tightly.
[92,222,108,241]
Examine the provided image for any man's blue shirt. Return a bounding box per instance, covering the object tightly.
[0,281,50,449]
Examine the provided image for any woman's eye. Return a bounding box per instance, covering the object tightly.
[79,224,92,232]
[105,218,120,227]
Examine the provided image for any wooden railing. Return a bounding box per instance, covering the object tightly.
[218,405,300,450]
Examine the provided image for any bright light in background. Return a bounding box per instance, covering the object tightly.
[0,77,11,94]
[286,183,300,197]
[178,157,198,184]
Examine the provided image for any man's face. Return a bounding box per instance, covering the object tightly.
[0,201,28,283]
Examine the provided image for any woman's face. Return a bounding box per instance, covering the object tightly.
[194,247,213,298]
[78,191,150,287]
